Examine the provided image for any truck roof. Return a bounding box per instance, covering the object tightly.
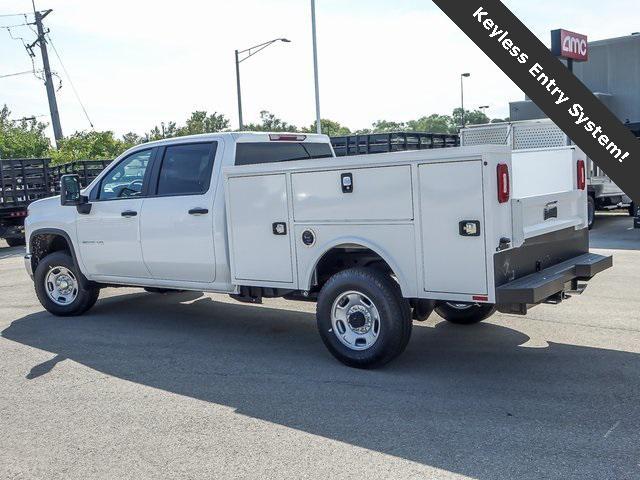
[138,132,331,149]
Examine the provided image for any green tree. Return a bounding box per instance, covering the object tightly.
[244,110,297,132]
[179,111,230,135]
[370,119,406,133]
[406,114,455,134]
[303,119,351,137]
[452,108,490,128]
[122,132,144,147]
[0,105,51,158]
[145,121,180,141]
[49,131,132,164]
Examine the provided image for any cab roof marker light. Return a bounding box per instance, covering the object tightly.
[269,134,307,142]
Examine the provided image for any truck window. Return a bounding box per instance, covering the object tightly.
[235,142,333,166]
[156,142,217,196]
[99,150,152,200]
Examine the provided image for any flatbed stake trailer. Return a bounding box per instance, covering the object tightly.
[0,158,110,246]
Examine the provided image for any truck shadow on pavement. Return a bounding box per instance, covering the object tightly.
[3,291,640,479]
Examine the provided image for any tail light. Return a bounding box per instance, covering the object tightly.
[577,159,586,190]
[497,163,510,203]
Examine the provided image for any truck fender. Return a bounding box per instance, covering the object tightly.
[302,235,412,298]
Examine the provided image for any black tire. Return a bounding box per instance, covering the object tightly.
[412,299,435,322]
[5,236,26,247]
[587,195,596,230]
[435,302,497,325]
[34,252,99,316]
[317,267,412,369]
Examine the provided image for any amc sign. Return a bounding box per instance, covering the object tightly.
[551,29,588,62]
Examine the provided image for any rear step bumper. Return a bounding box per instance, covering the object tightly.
[496,252,612,306]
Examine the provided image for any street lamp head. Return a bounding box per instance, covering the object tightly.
[280,38,292,43]
[461,73,471,77]
[479,105,489,109]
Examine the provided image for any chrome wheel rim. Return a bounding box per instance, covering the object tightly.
[331,290,381,351]
[45,266,79,306]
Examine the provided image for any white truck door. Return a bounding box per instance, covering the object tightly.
[419,160,488,295]
[139,142,217,283]
[227,174,294,284]
[77,149,152,278]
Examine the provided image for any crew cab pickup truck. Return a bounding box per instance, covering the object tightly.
[24,132,611,368]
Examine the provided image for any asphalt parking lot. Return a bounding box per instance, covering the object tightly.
[1,213,639,480]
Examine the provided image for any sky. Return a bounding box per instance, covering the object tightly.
[1,0,638,140]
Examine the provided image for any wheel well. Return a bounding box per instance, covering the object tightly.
[30,233,72,270]
[313,245,394,292]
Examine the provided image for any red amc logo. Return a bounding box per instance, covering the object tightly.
[551,29,588,62]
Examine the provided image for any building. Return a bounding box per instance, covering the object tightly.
[510,33,640,137]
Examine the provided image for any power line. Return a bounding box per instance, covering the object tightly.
[0,12,33,18]
[46,33,94,128]
[0,22,31,28]
[0,69,42,79]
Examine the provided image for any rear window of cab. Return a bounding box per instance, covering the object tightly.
[235,142,333,166]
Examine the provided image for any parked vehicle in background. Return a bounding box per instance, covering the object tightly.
[24,132,610,368]
[460,119,634,229]
[0,159,110,246]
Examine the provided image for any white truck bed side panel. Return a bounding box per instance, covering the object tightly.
[227,174,294,284]
[419,160,488,295]
[291,165,413,222]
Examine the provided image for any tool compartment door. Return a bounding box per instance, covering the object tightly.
[227,174,293,284]
[419,160,487,295]
[292,165,413,222]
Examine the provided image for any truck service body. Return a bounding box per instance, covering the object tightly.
[24,132,611,368]
[460,119,634,228]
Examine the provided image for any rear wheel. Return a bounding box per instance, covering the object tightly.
[5,236,26,247]
[34,252,99,316]
[435,302,496,325]
[317,267,412,369]
[587,196,596,230]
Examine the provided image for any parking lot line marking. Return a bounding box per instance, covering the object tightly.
[604,420,621,438]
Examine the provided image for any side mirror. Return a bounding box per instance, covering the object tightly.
[60,174,82,206]
[60,174,91,213]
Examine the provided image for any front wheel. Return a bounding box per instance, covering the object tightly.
[435,302,496,325]
[34,252,99,316]
[316,267,412,369]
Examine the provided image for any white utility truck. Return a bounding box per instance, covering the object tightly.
[461,119,634,229]
[24,132,611,368]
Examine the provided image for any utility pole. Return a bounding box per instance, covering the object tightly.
[310,0,322,134]
[235,49,243,131]
[32,4,63,144]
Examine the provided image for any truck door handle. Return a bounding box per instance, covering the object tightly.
[188,207,209,215]
[121,210,137,217]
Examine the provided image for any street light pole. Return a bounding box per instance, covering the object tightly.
[235,38,291,131]
[460,73,470,128]
[235,49,243,131]
[311,0,322,134]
